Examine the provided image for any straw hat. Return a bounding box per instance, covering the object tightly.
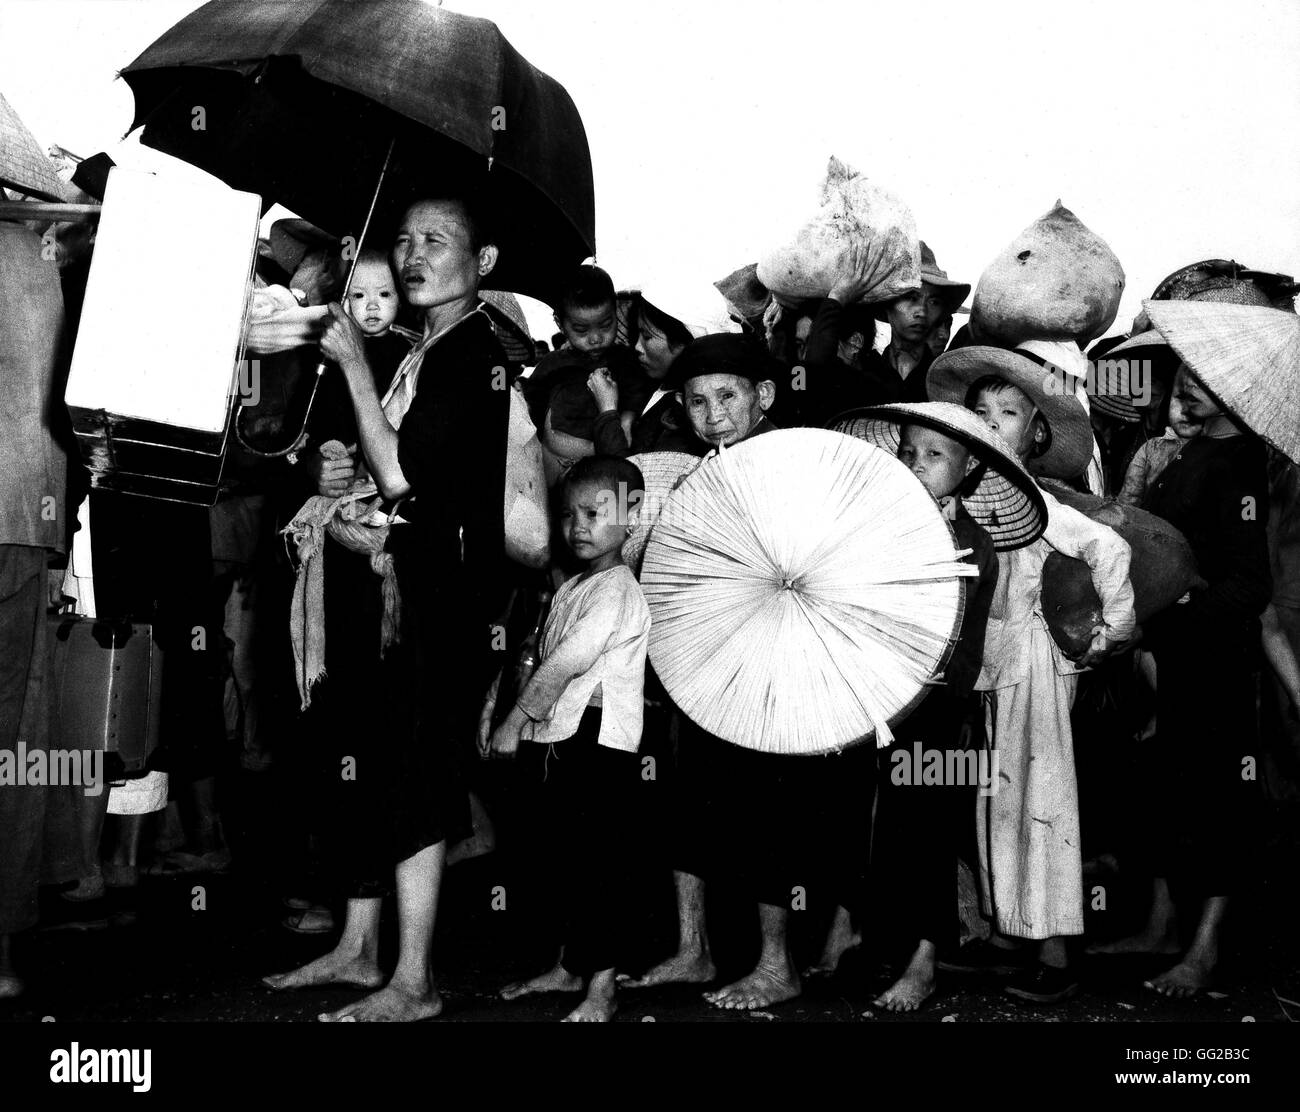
[640,428,976,754]
[478,290,536,364]
[1152,259,1299,311]
[0,91,77,202]
[830,402,1047,551]
[622,451,703,574]
[874,242,970,320]
[926,341,1095,479]
[1141,299,1300,465]
[625,280,743,340]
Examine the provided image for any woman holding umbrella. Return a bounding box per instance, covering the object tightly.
[263,196,514,1022]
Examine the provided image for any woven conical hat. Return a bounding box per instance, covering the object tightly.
[1142,300,1300,465]
[623,451,704,574]
[640,428,976,754]
[0,91,75,202]
[831,402,1047,551]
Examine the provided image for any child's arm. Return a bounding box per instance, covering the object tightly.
[542,406,597,462]
[1041,489,1137,661]
[1261,603,1300,717]
[1116,441,1155,507]
[489,590,623,757]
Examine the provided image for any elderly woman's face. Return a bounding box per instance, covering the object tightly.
[392,200,487,310]
[680,373,772,448]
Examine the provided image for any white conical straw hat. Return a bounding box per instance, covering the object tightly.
[623,451,704,574]
[0,91,76,202]
[1142,299,1300,465]
[640,428,976,754]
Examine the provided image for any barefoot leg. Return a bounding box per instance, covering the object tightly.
[804,904,861,977]
[874,940,937,1013]
[320,841,448,1022]
[501,953,584,1000]
[619,871,716,988]
[448,791,496,867]
[1088,877,1180,956]
[1146,895,1226,999]
[263,897,385,992]
[0,934,22,999]
[563,968,619,1022]
[705,903,800,1010]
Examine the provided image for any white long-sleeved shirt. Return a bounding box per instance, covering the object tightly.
[977,485,1136,690]
[517,565,651,751]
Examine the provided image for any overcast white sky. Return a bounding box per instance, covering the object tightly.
[2,0,1297,338]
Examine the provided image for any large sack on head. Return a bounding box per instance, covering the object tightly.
[1038,481,1203,659]
[972,201,1125,345]
[755,156,920,306]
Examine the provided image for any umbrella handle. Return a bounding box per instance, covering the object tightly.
[232,360,326,460]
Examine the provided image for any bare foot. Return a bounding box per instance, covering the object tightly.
[1086,927,1179,957]
[618,949,716,989]
[262,949,384,992]
[318,978,443,1022]
[804,907,861,977]
[874,952,935,1014]
[704,962,800,1011]
[501,962,583,1000]
[0,973,23,1000]
[1145,957,1213,999]
[563,969,618,1022]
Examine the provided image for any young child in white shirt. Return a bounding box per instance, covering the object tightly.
[482,455,651,1022]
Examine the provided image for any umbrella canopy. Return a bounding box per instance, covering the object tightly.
[1142,299,1300,465]
[119,0,595,306]
[623,451,704,574]
[640,428,977,754]
[0,90,77,202]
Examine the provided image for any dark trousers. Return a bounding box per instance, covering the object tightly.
[516,707,640,977]
[1147,628,1260,899]
[672,714,874,911]
[873,693,978,953]
[0,546,51,933]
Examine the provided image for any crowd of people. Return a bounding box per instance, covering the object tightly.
[2,173,1299,1025]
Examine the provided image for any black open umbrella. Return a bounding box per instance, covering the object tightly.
[120,0,595,306]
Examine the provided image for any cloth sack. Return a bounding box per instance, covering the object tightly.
[972,201,1124,345]
[504,381,550,567]
[755,156,920,307]
[1038,481,1203,658]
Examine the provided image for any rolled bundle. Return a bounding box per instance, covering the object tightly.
[1038,482,1203,658]
[971,201,1125,345]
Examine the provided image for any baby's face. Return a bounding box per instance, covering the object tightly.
[344,260,401,335]
[559,301,617,362]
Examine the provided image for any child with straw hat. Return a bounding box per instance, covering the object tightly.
[819,402,1046,1010]
[926,343,1137,1003]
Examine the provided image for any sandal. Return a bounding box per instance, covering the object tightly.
[281,907,335,935]
[143,847,233,877]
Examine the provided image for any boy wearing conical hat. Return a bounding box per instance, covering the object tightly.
[818,402,1046,1010]
[927,343,1137,1003]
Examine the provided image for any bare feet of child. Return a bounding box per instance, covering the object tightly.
[874,943,936,1013]
[1145,940,1216,1000]
[618,948,716,989]
[262,948,385,992]
[501,961,583,1000]
[319,977,443,1022]
[705,957,800,1011]
[804,905,861,977]
[1086,925,1180,957]
[563,969,618,1022]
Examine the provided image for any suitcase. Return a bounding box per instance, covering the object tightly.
[49,617,164,774]
[64,167,262,505]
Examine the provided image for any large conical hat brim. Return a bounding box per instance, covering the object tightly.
[0,91,76,202]
[640,428,976,754]
[926,345,1094,479]
[478,290,536,364]
[830,402,1047,551]
[1143,299,1300,465]
[623,451,704,574]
